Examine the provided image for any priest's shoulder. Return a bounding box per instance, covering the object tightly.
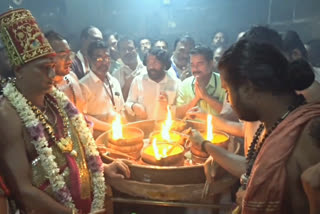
[290,116,320,164]
[0,96,22,136]
[309,116,320,147]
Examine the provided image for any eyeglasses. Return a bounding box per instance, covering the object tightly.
[56,50,74,60]
[94,56,110,62]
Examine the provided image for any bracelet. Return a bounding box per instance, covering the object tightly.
[201,140,210,153]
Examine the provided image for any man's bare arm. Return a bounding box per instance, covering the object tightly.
[202,95,223,113]
[190,130,246,178]
[286,118,320,214]
[176,96,200,118]
[0,101,71,214]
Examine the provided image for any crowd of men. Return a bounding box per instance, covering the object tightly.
[0,8,320,214]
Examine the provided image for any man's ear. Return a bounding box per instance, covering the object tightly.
[291,49,302,60]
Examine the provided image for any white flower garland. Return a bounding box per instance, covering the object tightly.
[3,82,106,212]
[51,87,106,210]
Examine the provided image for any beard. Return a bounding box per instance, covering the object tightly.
[123,52,137,65]
[231,100,259,122]
[147,69,165,82]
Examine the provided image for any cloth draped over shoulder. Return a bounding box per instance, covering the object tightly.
[243,102,320,214]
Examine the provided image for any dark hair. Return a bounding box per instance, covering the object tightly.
[241,26,283,50]
[143,48,171,70]
[306,39,320,67]
[218,39,314,93]
[283,30,308,59]
[139,37,152,44]
[173,35,195,51]
[45,30,65,42]
[87,40,108,59]
[80,26,97,40]
[190,45,213,63]
[117,36,136,50]
[154,39,168,48]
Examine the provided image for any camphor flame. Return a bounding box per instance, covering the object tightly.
[161,105,173,142]
[112,114,123,140]
[207,114,213,141]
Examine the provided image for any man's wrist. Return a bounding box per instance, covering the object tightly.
[202,93,210,101]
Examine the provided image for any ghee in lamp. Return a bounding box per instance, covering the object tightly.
[191,115,230,161]
[142,139,185,166]
[205,114,229,149]
[203,132,229,149]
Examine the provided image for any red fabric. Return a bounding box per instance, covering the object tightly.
[243,102,320,214]
[0,176,10,196]
[0,9,55,66]
[52,96,92,213]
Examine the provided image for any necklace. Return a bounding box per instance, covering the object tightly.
[3,80,106,212]
[241,96,306,189]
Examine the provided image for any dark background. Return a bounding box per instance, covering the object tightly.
[1,0,320,51]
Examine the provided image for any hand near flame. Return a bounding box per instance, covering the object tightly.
[107,111,127,124]
[186,106,206,120]
[104,159,131,179]
[159,91,169,109]
[189,129,205,151]
[132,103,148,120]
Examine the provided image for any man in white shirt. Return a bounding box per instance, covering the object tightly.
[113,37,147,100]
[71,26,103,79]
[80,40,125,137]
[126,48,180,121]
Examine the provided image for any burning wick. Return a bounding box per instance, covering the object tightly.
[112,114,123,140]
[207,114,214,141]
[152,139,169,160]
[161,105,173,142]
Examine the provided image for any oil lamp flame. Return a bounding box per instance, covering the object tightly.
[112,114,123,140]
[152,139,170,160]
[161,105,173,142]
[207,114,213,141]
[152,139,161,160]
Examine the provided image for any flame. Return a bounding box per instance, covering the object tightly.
[112,114,123,140]
[161,105,173,142]
[162,147,168,158]
[152,139,169,160]
[152,139,161,160]
[207,114,213,141]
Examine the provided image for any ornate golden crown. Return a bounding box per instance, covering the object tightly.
[0,9,55,67]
